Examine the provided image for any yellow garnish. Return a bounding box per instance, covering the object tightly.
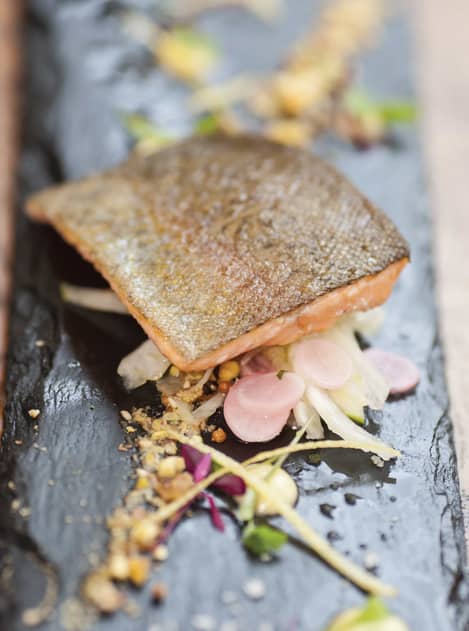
[218,360,241,382]
[265,119,312,147]
[159,430,397,597]
[189,75,254,113]
[155,28,219,83]
[246,463,298,516]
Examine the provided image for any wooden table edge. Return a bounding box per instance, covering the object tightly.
[0,2,22,434]
[413,0,469,553]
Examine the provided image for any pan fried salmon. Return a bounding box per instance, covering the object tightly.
[26,135,409,371]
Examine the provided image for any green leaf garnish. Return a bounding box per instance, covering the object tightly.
[326,597,408,631]
[242,522,287,556]
[120,113,171,144]
[194,113,220,136]
[343,89,417,125]
[379,102,417,124]
[354,597,389,623]
[172,28,219,57]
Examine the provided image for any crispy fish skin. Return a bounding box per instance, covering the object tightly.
[26,135,409,370]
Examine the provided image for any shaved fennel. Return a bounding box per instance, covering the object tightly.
[118,340,170,389]
[293,399,324,439]
[60,284,128,314]
[330,375,367,424]
[306,385,394,459]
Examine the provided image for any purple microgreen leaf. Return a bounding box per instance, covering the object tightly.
[203,492,225,532]
[193,453,212,482]
[180,444,203,474]
[155,505,187,545]
[214,473,246,496]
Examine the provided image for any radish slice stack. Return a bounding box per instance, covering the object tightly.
[224,372,304,443]
[290,338,353,390]
[364,348,420,396]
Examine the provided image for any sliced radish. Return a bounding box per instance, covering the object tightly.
[323,325,389,409]
[235,372,305,415]
[364,348,420,396]
[224,390,290,443]
[290,338,353,390]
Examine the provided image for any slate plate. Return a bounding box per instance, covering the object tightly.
[1,2,469,630]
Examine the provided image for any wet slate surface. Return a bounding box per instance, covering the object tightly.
[1,1,469,630]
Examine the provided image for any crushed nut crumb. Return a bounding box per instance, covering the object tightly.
[151,582,168,603]
[211,428,226,443]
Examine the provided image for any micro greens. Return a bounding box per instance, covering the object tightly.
[242,522,287,557]
[163,429,397,596]
[343,89,417,125]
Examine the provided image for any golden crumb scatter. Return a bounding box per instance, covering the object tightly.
[120,410,132,422]
[130,519,160,550]
[128,556,151,586]
[155,471,194,502]
[83,572,124,613]
[153,544,169,562]
[108,555,130,581]
[28,409,40,419]
[157,456,185,479]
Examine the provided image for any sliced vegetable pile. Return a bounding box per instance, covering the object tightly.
[63,285,419,616]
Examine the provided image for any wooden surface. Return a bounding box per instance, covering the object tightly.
[0,2,21,429]
[414,0,469,545]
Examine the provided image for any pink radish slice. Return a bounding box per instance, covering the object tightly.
[224,388,291,442]
[291,338,353,390]
[234,372,305,414]
[239,352,274,376]
[364,348,420,395]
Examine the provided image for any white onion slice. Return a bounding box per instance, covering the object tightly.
[61,283,128,314]
[306,385,394,460]
[118,339,170,390]
[345,307,385,337]
[293,399,324,440]
[192,393,225,421]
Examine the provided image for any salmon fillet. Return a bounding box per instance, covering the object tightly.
[26,135,409,371]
